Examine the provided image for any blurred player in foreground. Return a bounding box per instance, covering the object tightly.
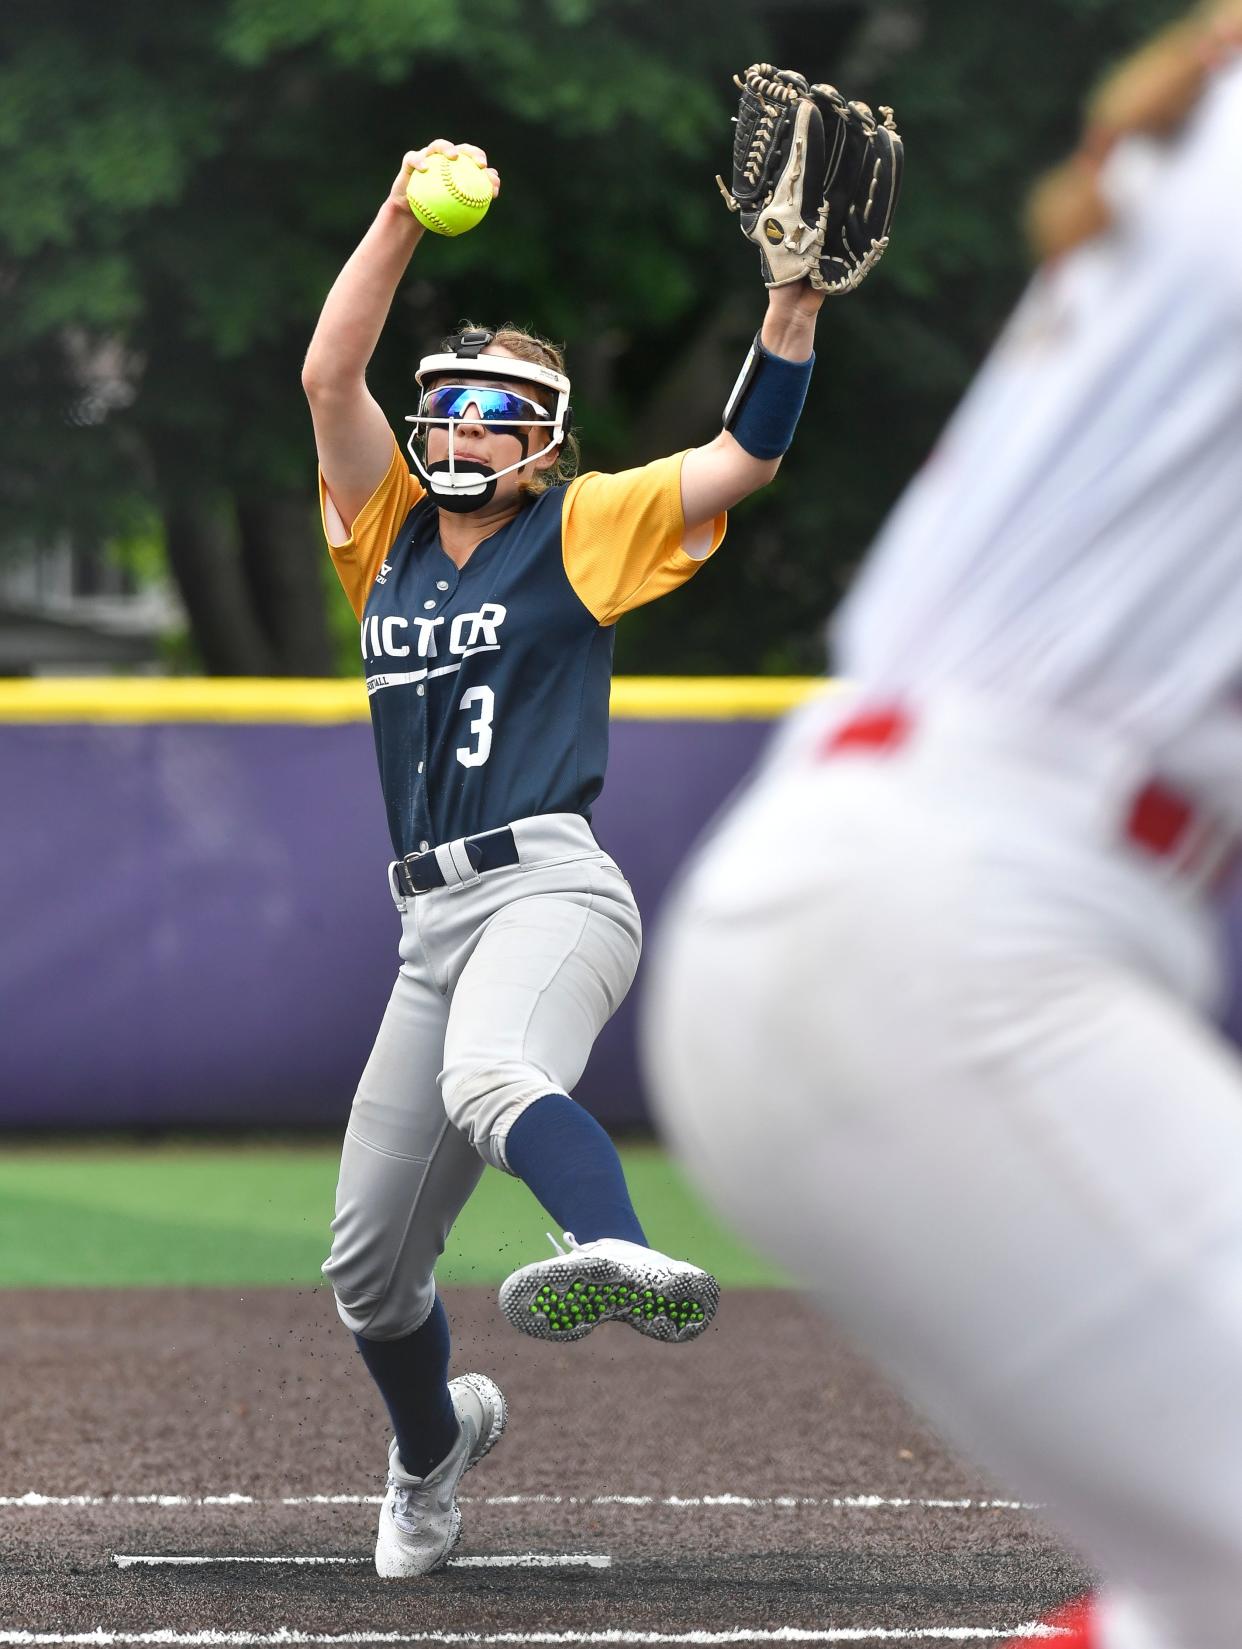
[646,8,1242,1646]
[301,79,897,1580]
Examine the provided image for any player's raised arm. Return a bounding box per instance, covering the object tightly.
[301,141,501,533]
[680,64,903,538]
[678,280,822,539]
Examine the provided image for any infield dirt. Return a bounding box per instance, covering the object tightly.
[1,1287,1088,1639]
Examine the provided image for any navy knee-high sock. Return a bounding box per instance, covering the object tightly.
[354,1296,459,1479]
[504,1092,647,1246]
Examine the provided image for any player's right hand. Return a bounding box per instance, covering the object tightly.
[387,141,501,208]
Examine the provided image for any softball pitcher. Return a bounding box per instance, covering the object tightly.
[647,11,1242,1648]
[300,88,898,1579]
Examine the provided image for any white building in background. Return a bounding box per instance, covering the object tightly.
[0,538,183,675]
[0,328,183,674]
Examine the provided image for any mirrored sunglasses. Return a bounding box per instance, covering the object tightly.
[422,385,549,425]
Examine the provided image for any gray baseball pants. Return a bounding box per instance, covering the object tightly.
[322,812,642,1341]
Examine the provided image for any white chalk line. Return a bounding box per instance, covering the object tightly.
[0,1492,1036,1513]
[0,1630,1075,1645]
[111,1555,611,1570]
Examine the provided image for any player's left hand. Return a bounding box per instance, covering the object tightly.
[718,63,903,297]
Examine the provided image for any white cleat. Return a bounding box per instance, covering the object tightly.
[498,1232,719,1345]
[374,1371,507,1579]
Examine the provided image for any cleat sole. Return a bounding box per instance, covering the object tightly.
[499,1251,719,1345]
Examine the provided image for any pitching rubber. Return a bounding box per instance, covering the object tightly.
[498,1245,719,1345]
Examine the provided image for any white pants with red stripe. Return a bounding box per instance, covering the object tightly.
[644,688,1242,1649]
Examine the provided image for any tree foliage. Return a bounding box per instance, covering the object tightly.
[0,0,1189,673]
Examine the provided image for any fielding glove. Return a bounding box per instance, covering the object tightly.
[719,62,903,295]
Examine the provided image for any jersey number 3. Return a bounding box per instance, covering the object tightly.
[456,685,495,768]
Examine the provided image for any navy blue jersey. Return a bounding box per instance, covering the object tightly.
[321,439,726,858]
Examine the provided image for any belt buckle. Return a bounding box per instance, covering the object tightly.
[397,852,427,897]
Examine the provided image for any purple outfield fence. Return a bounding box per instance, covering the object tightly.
[5,677,1242,1131]
[0,681,794,1130]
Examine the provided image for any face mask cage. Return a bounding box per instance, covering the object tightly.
[405,348,573,497]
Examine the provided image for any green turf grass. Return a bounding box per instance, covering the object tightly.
[0,1139,788,1289]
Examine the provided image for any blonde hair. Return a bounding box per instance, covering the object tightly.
[1026,0,1242,259]
[453,321,580,496]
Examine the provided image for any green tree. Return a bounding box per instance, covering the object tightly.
[611,0,1190,671]
[0,0,1189,674]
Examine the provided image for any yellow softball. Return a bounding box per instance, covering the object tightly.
[406,152,493,237]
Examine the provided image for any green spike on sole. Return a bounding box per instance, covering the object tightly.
[501,1253,719,1345]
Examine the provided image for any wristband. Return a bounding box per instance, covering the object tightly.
[722,332,815,460]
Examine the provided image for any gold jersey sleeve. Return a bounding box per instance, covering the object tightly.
[319,436,426,620]
[561,451,727,626]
